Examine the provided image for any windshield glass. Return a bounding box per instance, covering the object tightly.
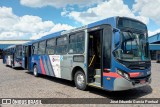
[114,31,150,61]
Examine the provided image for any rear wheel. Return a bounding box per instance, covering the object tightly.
[33,65,38,77]
[74,70,87,90]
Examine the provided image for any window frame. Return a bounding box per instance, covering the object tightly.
[46,38,56,55]
[56,35,68,55]
[38,40,46,55]
[32,42,39,55]
[68,31,85,54]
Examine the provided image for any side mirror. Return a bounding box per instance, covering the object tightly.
[113,28,120,48]
[115,32,120,46]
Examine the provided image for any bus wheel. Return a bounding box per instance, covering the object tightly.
[74,70,87,90]
[33,65,38,77]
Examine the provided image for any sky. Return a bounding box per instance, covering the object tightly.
[0,0,160,40]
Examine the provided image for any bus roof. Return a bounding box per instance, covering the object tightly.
[25,16,145,45]
[4,44,22,50]
[29,16,117,44]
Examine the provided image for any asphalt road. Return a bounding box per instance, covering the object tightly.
[0,59,159,107]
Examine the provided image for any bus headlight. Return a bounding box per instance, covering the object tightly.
[123,73,130,80]
[117,70,123,75]
[117,69,130,80]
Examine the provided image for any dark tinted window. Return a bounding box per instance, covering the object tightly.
[69,32,84,54]
[47,38,56,47]
[103,26,112,68]
[46,38,56,55]
[32,43,38,55]
[25,46,28,56]
[56,36,68,54]
[57,36,68,45]
[38,41,46,54]
[118,18,147,31]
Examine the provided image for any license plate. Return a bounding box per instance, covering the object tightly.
[140,80,146,84]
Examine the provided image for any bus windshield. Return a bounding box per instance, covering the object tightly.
[114,31,150,61]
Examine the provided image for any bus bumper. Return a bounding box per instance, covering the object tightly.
[114,76,151,91]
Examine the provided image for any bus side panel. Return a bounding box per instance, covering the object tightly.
[46,55,55,76]
[6,55,12,66]
[31,55,42,74]
[60,55,72,80]
[31,55,56,77]
[48,55,61,78]
[41,55,54,76]
[103,76,115,90]
[103,72,122,91]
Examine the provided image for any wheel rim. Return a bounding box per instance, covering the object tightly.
[77,74,84,86]
[34,67,37,76]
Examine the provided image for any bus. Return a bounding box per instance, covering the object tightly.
[3,44,23,68]
[22,42,32,70]
[26,16,151,91]
[156,51,160,63]
[0,49,3,59]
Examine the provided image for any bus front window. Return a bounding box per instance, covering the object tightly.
[114,31,150,61]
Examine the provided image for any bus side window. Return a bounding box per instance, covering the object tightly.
[77,32,84,53]
[69,34,77,53]
[56,36,68,54]
[32,43,38,55]
[68,32,84,54]
[38,41,46,55]
[46,38,56,55]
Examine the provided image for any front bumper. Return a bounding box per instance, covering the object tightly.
[114,75,151,91]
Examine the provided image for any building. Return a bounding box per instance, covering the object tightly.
[0,40,31,49]
[0,40,31,58]
[148,33,160,61]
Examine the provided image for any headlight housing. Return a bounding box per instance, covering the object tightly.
[117,69,130,80]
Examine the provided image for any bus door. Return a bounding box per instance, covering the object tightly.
[88,25,112,88]
[22,45,31,69]
[2,50,5,64]
[22,46,26,69]
[12,48,15,67]
[27,45,32,70]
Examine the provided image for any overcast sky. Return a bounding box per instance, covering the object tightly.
[0,0,160,40]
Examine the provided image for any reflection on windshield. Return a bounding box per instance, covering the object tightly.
[114,31,150,61]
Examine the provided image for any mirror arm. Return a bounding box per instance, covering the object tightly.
[113,27,120,32]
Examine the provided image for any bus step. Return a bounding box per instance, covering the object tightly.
[88,82,101,88]
[94,75,100,78]
[94,75,101,83]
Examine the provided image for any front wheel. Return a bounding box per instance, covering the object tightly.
[33,65,38,77]
[74,70,87,90]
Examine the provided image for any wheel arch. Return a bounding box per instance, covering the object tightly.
[71,66,85,81]
[32,62,37,71]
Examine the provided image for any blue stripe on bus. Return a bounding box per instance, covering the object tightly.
[47,55,55,76]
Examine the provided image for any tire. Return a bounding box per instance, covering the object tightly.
[74,70,88,90]
[33,65,38,77]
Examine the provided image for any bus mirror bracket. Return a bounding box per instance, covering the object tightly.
[113,28,120,32]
